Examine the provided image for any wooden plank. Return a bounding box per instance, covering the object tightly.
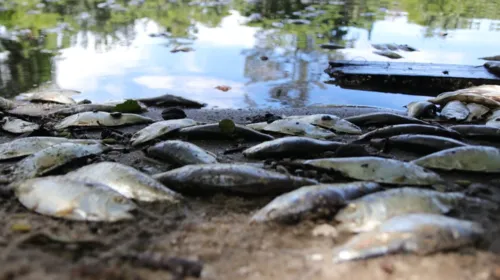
[324,60,500,96]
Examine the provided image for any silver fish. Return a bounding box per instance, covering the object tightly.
[250,182,382,224]
[246,122,268,131]
[263,119,336,139]
[344,112,428,126]
[153,164,318,196]
[356,124,462,142]
[147,140,218,166]
[370,134,468,154]
[243,137,345,159]
[373,50,402,59]
[130,119,197,146]
[449,125,500,139]
[299,157,443,185]
[1,117,39,134]
[48,104,117,116]
[54,111,153,130]
[15,176,136,222]
[16,91,77,104]
[11,143,109,182]
[441,100,469,120]
[8,103,65,117]
[64,162,181,202]
[0,137,102,161]
[411,146,500,173]
[284,114,362,134]
[136,94,206,108]
[335,187,485,232]
[406,101,437,118]
[332,213,484,263]
[466,103,489,122]
[178,123,274,141]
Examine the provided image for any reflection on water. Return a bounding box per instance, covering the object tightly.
[0,0,500,109]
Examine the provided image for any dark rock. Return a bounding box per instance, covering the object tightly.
[162,108,187,120]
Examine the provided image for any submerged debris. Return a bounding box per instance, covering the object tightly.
[332,213,484,263]
[54,111,154,130]
[411,146,500,173]
[243,137,344,159]
[65,162,182,202]
[298,157,443,185]
[153,164,318,196]
[130,119,197,146]
[147,140,218,166]
[250,182,382,224]
[1,117,39,134]
[15,176,136,222]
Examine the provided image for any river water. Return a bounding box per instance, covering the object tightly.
[0,0,499,109]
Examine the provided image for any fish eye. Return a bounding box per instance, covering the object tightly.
[112,196,127,204]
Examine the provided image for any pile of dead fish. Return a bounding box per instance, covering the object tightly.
[0,85,499,265]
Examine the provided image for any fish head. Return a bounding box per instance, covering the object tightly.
[104,194,137,220]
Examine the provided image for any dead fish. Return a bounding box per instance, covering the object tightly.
[284,114,362,134]
[15,176,136,222]
[356,124,462,142]
[136,94,206,108]
[335,187,486,233]
[250,182,382,224]
[48,104,117,116]
[8,103,65,117]
[485,62,500,77]
[130,119,197,146]
[372,43,399,51]
[429,91,500,108]
[0,137,102,161]
[481,55,500,61]
[64,162,181,202]
[406,101,437,118]
[243,137,345,159]
[16,91,77,104]
[486,117,500,129]
[152,164,318,196]
[411,146,500,173]
[373,50,402,59]
[246,122,268,131]
[398,44,418,52]
[11,143,109,182]
[332,213,484,263]
[54,111,153,130]
[1,117,39,134]
[344,112,428,126]
[466,103,489,122]
[320,43,345,50]
[178,123,274,141]
[370,134,468,154]
[263,119,336,139]
[0,97,16,110]
[146,140,218,166]
[440,100,469,120]
[298,157,443,185]
[441,85,500,102]
[449,125,500,140]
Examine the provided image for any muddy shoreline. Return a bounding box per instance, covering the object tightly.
[0,105,499,280]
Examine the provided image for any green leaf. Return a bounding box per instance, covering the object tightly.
[219,119,236,134]
[113,99,143,113]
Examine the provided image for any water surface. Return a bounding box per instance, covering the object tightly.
[1,0,500,109]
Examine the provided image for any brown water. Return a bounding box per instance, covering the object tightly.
[0,0,500,109]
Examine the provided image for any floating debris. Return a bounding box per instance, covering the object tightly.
[373,50,402,59]
[243,137,344,159]
[178,123,274,141]
[429,90,500,108]
[344,112,428,126]
[406,101,437,119]
[335,187,486,232]
[356,124,462,142]
[130,119,197,146]
[298,157,443,185]
[1,117,39,134]
[440,100,469,121]
[0,137,102,161]
[54,111,154,130]
[147,140,218,166]
[466,103,489,122]
[262,119,336,139]
[450,124,500,139]
[11,143,109,182]
[65,162,181,202]
[136,94,206,108]
[332,213,484,263]
[411,146,500,173]
[250,182,382,224]
[284,114,362,134]
[16,91,77,104]
[370,134,468,154]
[15,176,135,221]
[153,164,318,196]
